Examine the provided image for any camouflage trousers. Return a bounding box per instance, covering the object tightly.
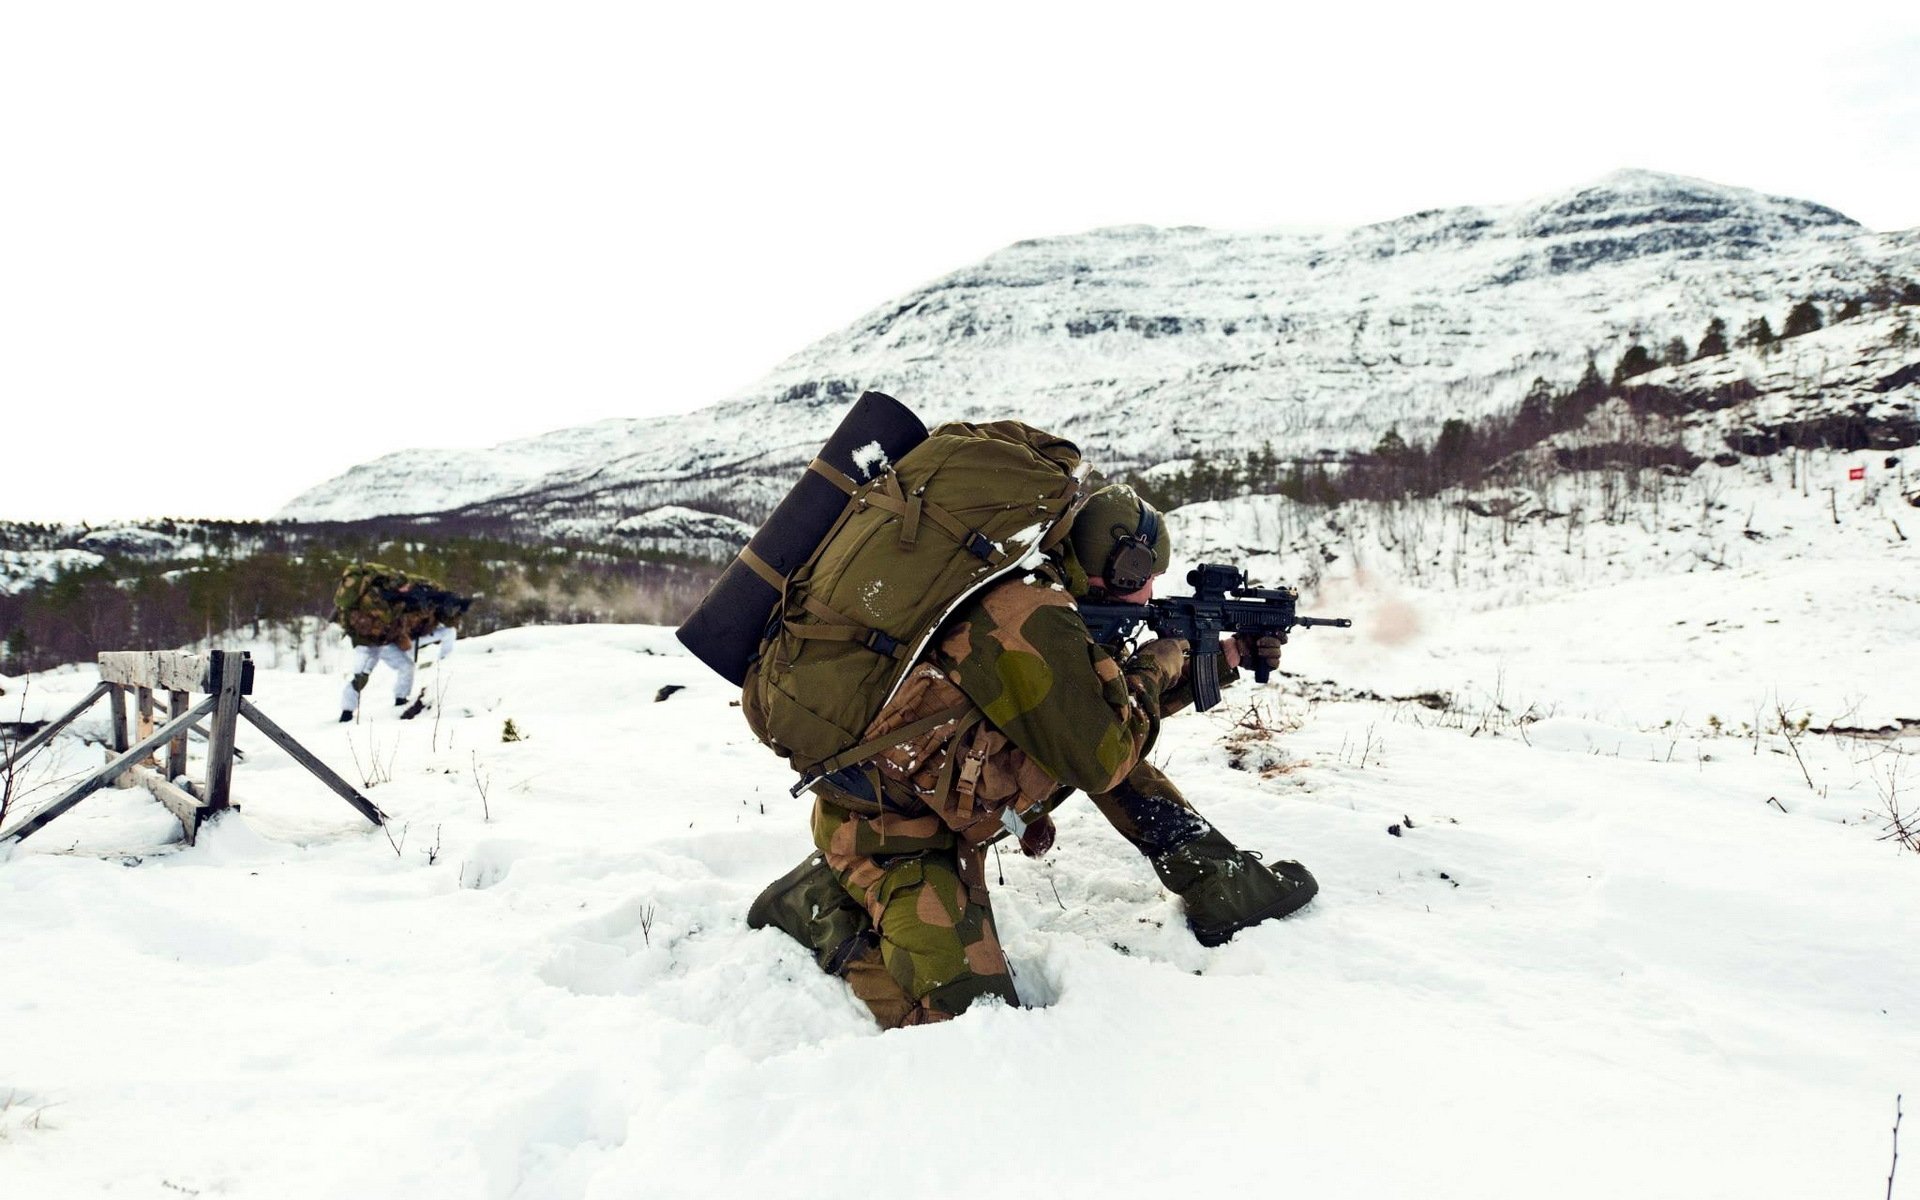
[804,757,1208,1028]
[811,802,1019,1028]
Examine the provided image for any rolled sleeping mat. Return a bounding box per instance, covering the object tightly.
[675,390,929,685]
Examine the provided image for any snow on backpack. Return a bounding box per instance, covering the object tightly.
[738,419,1088,789]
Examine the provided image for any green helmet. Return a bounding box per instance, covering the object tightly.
[1069,484,1171,592]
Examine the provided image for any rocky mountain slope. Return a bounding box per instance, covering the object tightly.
[282,169,1920,536]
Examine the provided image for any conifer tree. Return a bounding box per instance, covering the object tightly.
[1516,377,1554,438]
[1373,426,1410,459]
[1575,356,1607,398]
[1551,357,1607,428]
[1248,442,1280,492]
[1611,344,1658,385]
[1834,298,1864,324]
[1694,316,1729,359]
[1781,300,1823,338]
[1903,281,1920,305]
[1663,336,1689,366]
[1432,417,1475,484]
[1739,316,1775,348]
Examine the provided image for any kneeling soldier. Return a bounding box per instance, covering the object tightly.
[750,485,1316,1028]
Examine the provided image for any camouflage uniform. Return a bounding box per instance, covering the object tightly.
[804,559,1211,1027]
[754,483,1316,1029]
[339,578,414,650]
[335,565,457,719]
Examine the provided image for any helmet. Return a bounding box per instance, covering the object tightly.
[1069,484,1171,593]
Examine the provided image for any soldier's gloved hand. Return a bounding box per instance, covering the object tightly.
[1018,813,1055,858]
[1132,637,1191,685]
[1226,634,1284,673]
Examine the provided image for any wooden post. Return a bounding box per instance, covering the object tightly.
[167,689,190,780]
[106,684,129,753]
[106,684,134,789]
[136,687,155,745]
[202,651,245,812]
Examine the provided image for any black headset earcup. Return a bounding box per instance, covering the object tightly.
[1106,539,1155,593]
[1104,502,1160,593]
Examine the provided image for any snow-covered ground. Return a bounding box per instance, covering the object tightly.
[4,487,1917,1197]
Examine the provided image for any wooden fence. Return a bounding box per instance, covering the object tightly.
[1,650,384,846]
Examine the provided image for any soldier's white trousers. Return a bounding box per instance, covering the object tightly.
[340,644,415,714]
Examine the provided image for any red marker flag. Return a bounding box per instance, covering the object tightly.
[1848,466,1867,481]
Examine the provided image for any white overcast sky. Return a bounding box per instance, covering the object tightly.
[3,1,1917,522]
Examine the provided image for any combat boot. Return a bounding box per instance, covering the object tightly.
[747,853,875,975]
[1152,829,1317,947]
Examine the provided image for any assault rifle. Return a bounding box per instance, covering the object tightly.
[382,584,475,620]
[1079,563,1352,712]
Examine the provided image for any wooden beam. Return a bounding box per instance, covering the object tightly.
[202,651,245,812]
[1,695,217,844]
[136,687,155,744]
[127,763,211,846]
[96,652,254,696]
[106,684,129,753]
[238,699,386,826]
[0,681,111,776]
[166,689,189,779]
[106,685,135,788]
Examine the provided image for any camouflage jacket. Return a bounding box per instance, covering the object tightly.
[335,565,450,650]
[819,562,1194,855]
[340,589,413,649]
[401,606,444,644]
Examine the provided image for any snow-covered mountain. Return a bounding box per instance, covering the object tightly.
[279,169,1920,534]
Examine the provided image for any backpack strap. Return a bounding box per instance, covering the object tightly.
[859,473,1009,567]
[738,546,786,590]
[788,699,978,797]
[932,708,990,812]
[784,593,911,659]
[1037,471,1093,552]
[808,458,860,495]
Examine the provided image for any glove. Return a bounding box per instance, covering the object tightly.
[1228,634,1284,674]
[1131,637,1191,687]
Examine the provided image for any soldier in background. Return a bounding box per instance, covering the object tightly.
[332,563,468,722]
[749,484,1316,1028]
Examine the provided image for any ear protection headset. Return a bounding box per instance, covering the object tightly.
[1103,503,1160,594]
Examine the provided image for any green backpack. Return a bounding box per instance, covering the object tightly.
[332,562,411,642]
[741,421,1088,786]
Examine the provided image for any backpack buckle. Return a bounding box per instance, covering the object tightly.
[862,629,902,656]
[965,531,996,562]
